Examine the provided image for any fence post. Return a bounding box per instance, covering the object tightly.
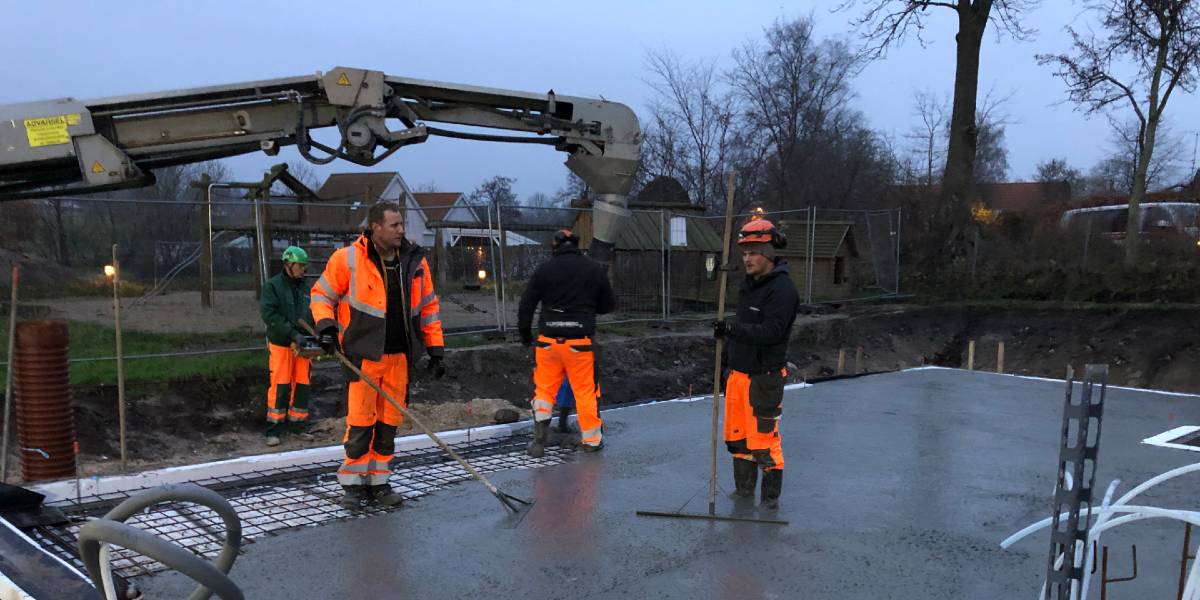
[895,206,902,296]
[661,209,668,322]
[497,202,509,333]
[486,203,502,333]
[197,174,213,308]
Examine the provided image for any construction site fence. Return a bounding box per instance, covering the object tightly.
[0,194,903,366]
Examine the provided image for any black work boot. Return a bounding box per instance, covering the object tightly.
[368,484,405,508]
[527,420,549,458]
[340,485,367,510]
[760,469,783,509]
[732,458,758,498]
[555,405,572,433]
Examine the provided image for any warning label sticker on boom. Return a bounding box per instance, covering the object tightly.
[24,115,77,148]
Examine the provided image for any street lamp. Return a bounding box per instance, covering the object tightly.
[106,246,127,472]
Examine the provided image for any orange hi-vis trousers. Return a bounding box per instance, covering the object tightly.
[723,369,785,470]
[532,335,602,447]
[338,352,408,487]
[267,343,311,432]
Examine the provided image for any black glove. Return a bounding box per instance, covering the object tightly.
[519,330,533,347]
[427,355,446,379]
[713,320,734,339]
[317,325,341,356]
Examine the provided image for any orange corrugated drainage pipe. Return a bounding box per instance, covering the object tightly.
[13,320,75,482]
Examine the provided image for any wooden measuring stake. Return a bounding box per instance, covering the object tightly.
[997,341,1005,374]
[967,340,976,371]
[837,349,846,376]
[707,170,737,515]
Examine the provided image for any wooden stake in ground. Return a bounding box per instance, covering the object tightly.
[110,245,127,473]
[837,349,846,376]
[967,340,976,371]
[997,341,1005,374]
[1,265,18,483]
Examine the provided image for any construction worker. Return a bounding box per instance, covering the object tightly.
[260,245,316,447]
[713,218,799,509]
[311,201,446,510]
[518,229,615,457]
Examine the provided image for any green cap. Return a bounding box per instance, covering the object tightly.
[281,246,309,264]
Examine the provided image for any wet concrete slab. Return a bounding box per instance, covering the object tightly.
[135,368,1200,599]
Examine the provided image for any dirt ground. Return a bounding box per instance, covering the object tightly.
[33,289,533,333]
[3,303,1199,483]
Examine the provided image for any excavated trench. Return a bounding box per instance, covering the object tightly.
[17,304,1200,476]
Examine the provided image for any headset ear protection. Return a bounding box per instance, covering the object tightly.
[737,220,787,250]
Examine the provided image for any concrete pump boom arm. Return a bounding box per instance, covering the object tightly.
[0,66,640,260]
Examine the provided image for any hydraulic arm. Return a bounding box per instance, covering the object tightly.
[0,66,640,260]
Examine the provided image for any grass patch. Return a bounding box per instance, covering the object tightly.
[0,315,263,386]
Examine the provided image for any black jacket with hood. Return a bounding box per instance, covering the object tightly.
[726,260,800,374]
[518,247,616,341]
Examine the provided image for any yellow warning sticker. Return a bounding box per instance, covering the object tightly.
[24,115,72,148]
[66,113,81,126]
[91,161,106,174]
[336,72,351,86]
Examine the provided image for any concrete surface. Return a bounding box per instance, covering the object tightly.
[134,369,1200,599]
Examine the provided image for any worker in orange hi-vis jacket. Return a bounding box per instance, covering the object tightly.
[310,201,446,511]
[518,229,615,458]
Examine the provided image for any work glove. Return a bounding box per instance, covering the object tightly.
[317,325,341,356]
[519,330,533,347]
[712,320,734,339]
[427,355,446,379]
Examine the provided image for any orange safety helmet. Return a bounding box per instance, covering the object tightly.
[737,218,787,249]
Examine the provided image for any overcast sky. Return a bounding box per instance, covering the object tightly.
[4,1,1199,201]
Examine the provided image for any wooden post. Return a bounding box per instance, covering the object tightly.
[836,349,846,376]
[197,174,213,308]
[112,245,127,473]
[967,340,976,370]
[855,346,863,374]
[997,341,1005,374]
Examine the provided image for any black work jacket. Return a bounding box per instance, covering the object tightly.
[726,261,800,374]
[518,248,616,339]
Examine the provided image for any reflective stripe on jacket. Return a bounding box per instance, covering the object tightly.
[310,234,444,361]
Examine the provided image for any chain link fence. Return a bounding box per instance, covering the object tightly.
[0,195,903,366]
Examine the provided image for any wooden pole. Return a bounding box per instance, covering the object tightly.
[855,346,863,374]
[112,245,127,472]
[1,266,18,482]
[836,349,846,376]
[967,340,976,371]
[709,171,737,516]
[996,341,1005,374]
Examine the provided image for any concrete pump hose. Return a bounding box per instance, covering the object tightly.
[77,483,243,600]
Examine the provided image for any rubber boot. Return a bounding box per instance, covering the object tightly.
[555,404,572,433]
[760,469,783,509]
[368,484,405,508]
[527,420,549,458]
[732,458,758,498]
[340,485,367,510]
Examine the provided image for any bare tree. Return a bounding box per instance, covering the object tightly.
[643,49,738,212]
[1035,158,1086,199]
[1038,0,1200,264]
[844,1,1039,221]
[729,16,862,210]
[906,89,949,186]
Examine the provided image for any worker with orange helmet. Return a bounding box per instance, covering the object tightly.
[713,217,800,508]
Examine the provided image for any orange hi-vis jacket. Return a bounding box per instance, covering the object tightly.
[311,234,444,362]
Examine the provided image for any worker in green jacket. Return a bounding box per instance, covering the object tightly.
[260,246,318,446]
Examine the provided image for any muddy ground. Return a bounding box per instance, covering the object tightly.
[4,303,1198,482]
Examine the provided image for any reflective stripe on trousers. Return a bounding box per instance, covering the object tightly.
[722,369,785,470]
[532,335,602,446]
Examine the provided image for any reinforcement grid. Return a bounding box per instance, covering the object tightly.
[25,433,568,582]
